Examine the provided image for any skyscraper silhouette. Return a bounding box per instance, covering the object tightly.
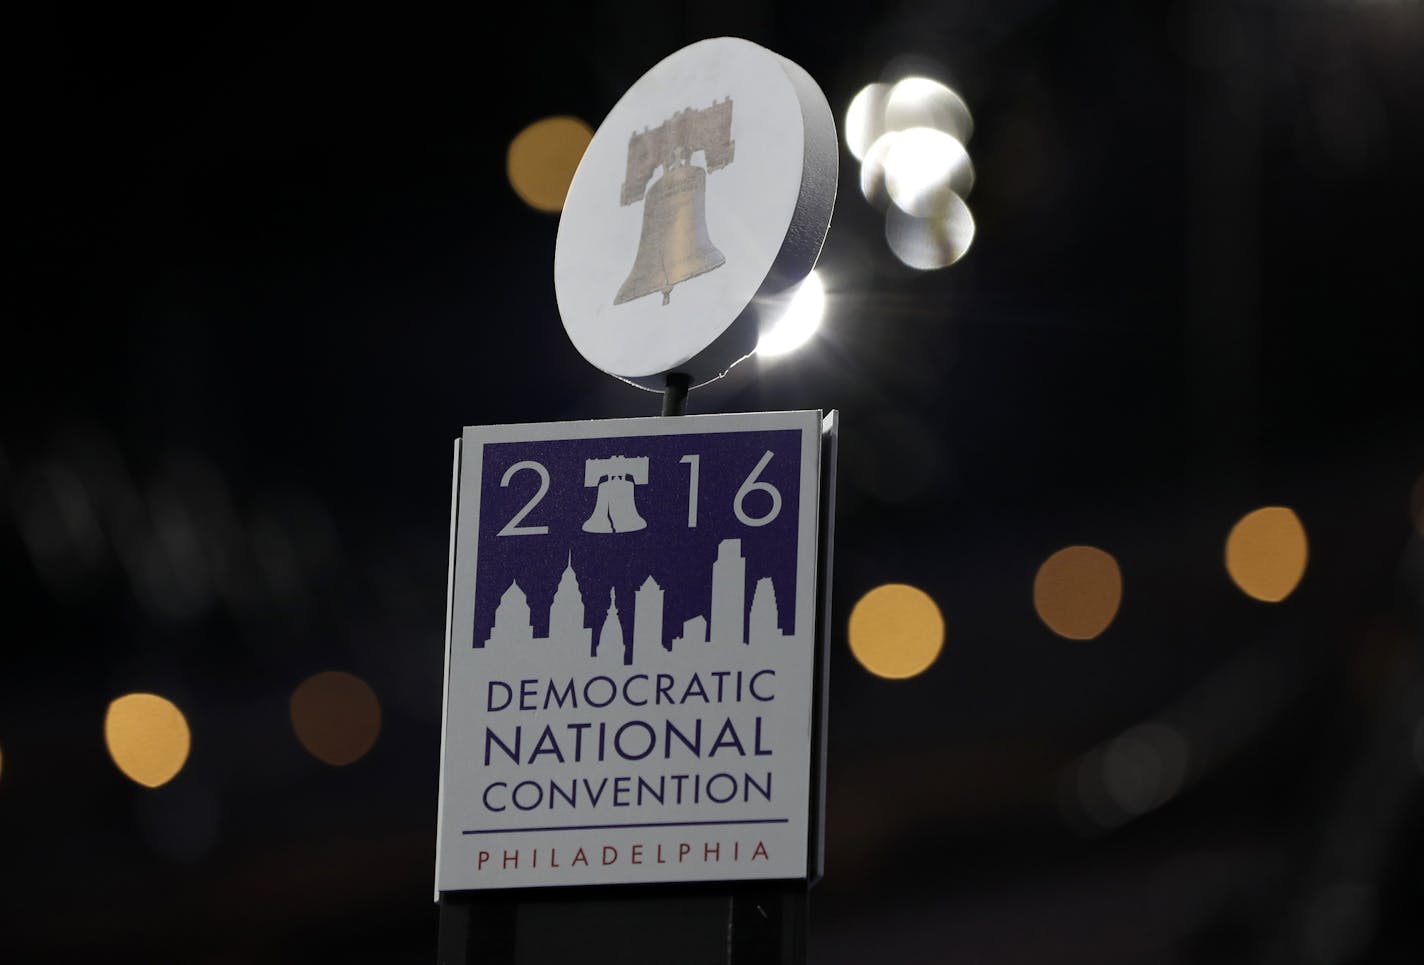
[747,576,784,643]
[633,575,665,660]
[709,538,746,646]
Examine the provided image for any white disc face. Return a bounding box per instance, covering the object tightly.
[555,37,837,389]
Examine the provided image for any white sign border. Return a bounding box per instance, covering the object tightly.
[436,410,824,894]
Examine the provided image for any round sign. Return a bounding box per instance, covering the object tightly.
[554,37,838,391]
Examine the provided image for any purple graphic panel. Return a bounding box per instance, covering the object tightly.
[472,429,802,663]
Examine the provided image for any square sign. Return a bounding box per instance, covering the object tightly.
[437,411,831,892]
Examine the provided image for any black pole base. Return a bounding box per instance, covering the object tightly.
[437,882,808,965]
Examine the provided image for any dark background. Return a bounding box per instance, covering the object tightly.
[4,1,1423,962]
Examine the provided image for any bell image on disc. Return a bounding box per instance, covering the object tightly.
[554,37,838,390]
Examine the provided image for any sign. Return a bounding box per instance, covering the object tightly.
[554,37,838,390]
[437,411,833,890]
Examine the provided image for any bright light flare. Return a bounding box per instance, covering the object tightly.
[757,271,825,357]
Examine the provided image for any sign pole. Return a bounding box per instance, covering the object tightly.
[661,373,691,417]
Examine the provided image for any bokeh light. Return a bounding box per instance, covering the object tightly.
[884,193,975,270]
[848,583,945,679]
[1069,722,1189,831]
[1225,506,1308,602]
[105,693,192,789]
[290,671,382,766]
[844,83,890,160]
[1033,546,1123,640]
[757,271,825,357]
[884,76,974,144]
[847,72,977,271]
[506,116,593,213]
[883,128,974,216]
[858,133,896,210]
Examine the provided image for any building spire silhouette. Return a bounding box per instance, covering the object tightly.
[549,551,592,656]
[597,587,626,665]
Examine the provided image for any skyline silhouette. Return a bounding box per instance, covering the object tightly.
[482,538,787,665]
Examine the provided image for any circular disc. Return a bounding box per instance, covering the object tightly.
[555,37,837,390]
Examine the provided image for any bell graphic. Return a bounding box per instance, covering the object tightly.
[582,455,650,534]
[614,98,735,307]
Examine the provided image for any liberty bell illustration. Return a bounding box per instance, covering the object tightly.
[614,98,735,307]
[582,455,650,534]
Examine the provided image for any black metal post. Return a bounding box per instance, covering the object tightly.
[661,372,690,416]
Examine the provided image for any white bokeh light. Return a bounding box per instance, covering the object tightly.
[859,132,896,210]
[885,76,973,143]
[845,83,890,160]
[848,69,977,271]
[757,271,825,357]
[885,194,975,270]
[883,127,974,216]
